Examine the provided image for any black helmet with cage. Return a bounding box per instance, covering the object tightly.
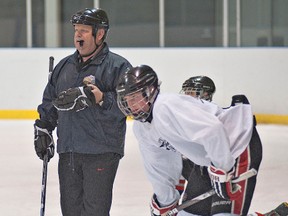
[181,76,216,101]
[71,8,109,39]
[116,65,160,122]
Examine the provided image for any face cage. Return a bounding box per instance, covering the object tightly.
[117,91,152,122]
[181,87,213,102]
[181,87,203,97]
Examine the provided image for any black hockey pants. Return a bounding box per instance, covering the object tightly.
[182,126,262,215]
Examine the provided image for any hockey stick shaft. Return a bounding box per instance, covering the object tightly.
[232,168,257,183]
[40,56,54,216]
[167,168,258,216]
[48,56,54,81]
[49,56,54,72]
[40,154,49,216]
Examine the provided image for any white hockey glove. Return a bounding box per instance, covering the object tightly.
[34,119,55,161]
[208,165,242,201]
[53,86,96,112]
[150,194,178,216]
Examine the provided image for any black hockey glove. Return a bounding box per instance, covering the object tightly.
[34,119,55,161]
[208,165,242,201]
[53,86,96,112]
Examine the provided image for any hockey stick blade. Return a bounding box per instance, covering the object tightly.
[166,168,258,216]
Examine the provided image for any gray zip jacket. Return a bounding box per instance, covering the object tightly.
[37,43,132,156]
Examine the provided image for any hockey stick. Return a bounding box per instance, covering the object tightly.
[167,168,258,216]
[48,56,54,81]
[40,154,49,216]
[40,56,54,216]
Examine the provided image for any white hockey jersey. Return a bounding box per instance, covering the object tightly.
[133,93,254,206]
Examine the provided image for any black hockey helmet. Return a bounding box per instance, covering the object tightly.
[116,65,160,122]
[71,8,109,38]
[181,76,216,101]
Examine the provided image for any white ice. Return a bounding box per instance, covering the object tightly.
[0,120,287,216]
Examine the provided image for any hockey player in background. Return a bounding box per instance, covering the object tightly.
[179,76,287,216]
[116,65,262,216]
[179,76,264,215]
[179,76,217,182]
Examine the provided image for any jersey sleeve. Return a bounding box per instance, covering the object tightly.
[218,104,254,158]
[133,121,182,206]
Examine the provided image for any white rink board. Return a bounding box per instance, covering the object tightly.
[0,47,287,115]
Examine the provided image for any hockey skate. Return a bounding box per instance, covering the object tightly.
[252,202,288,216]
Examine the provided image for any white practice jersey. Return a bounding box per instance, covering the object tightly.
[133,93,254,206]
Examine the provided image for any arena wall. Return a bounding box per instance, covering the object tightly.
[0,48,287,124]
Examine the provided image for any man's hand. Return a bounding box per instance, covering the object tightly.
[88,84,104,104]
[34,119,55,161]
[208,165,242,200]
[53,86,96,112]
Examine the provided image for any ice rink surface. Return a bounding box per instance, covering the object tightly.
[0,120,287,216]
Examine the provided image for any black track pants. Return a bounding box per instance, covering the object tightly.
[58,152,120,216]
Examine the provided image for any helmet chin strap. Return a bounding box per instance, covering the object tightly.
[81,43,102,58]
[80,35,104,58]
[80,45,98,58]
